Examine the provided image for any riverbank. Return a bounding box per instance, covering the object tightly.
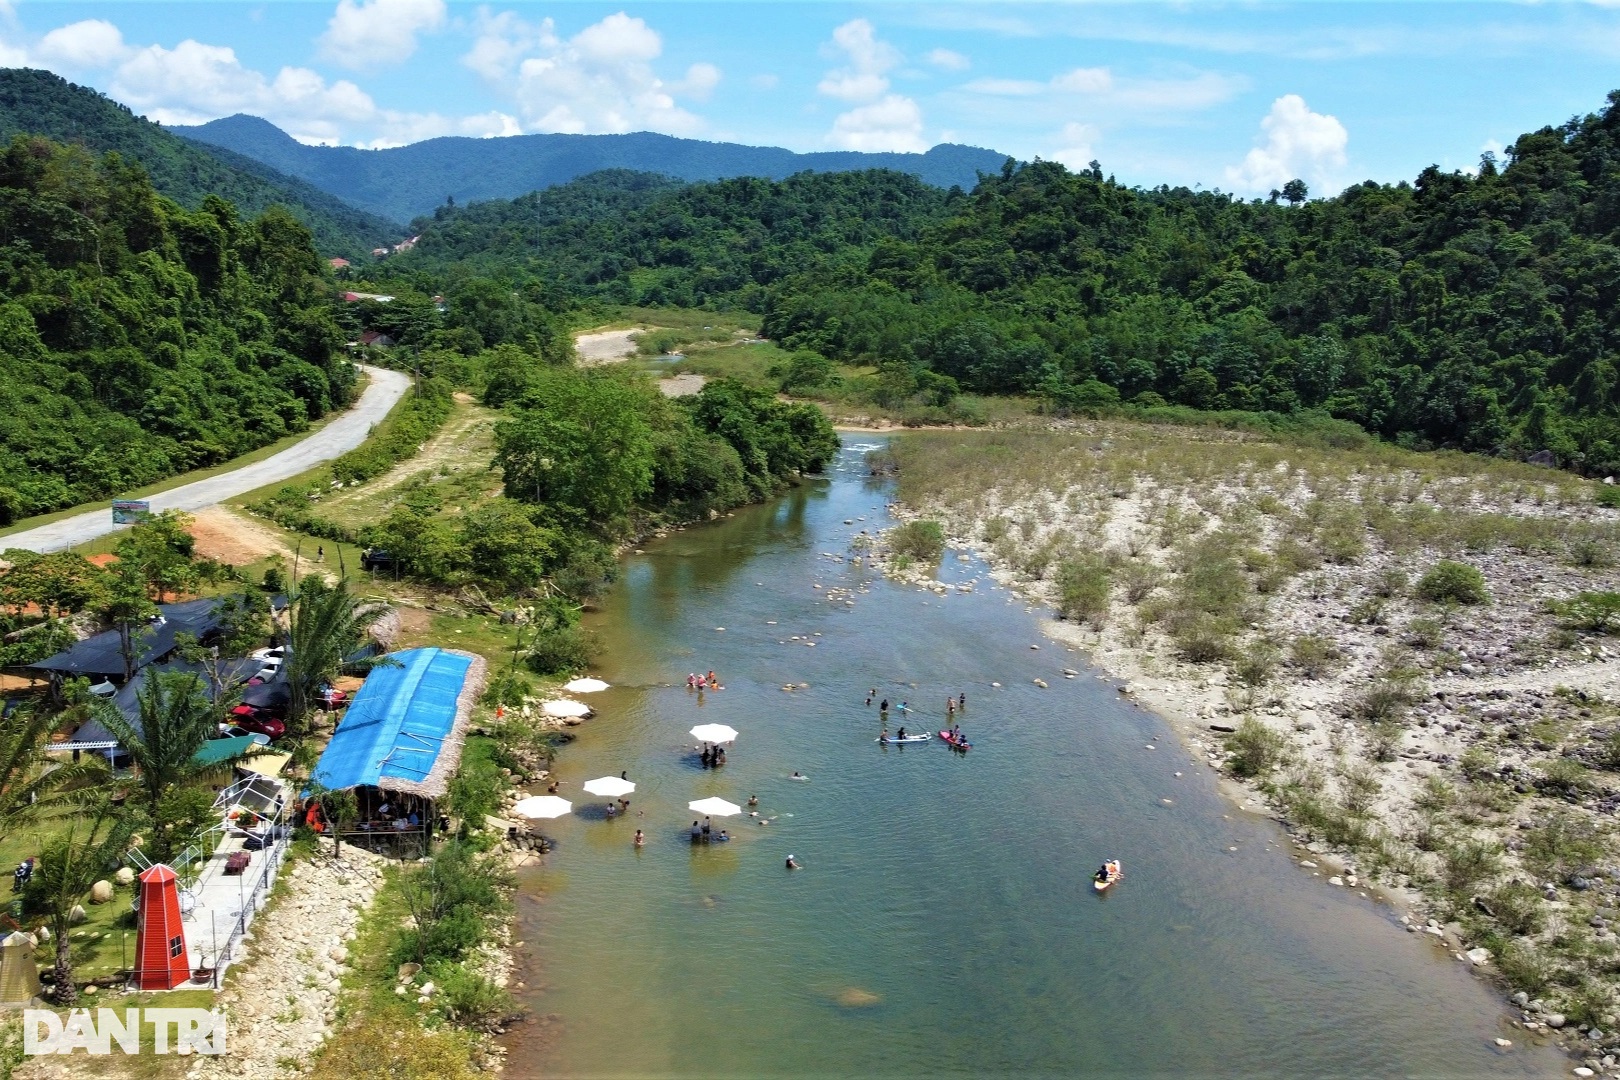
[877,423,1620,1070]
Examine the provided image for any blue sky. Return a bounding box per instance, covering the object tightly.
[5,2,1620,196]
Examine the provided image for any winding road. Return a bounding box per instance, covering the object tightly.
[1,365,413,554]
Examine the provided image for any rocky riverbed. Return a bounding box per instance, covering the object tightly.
[878,423,1620,1069]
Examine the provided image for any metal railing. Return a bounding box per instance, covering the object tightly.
[200,825,291,989]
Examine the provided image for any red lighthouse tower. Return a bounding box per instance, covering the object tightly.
[133,865,189,989]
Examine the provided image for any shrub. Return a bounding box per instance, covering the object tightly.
[1170,613,1237,662]
[1403,616,1445,649]
[392,841,512,968]
[1225,717,1292,778]
[1485,881,1546,936]
[1288,633,1341,678]
[1232,639,1281,688]
[1055,557,1111,627]
[1118,560,1163,603]
[1416,560,1489,605]
[1520,812,1606,877]
[1550,591,1620,634]
[309,1019,475,1080]
[1595,484,1620,509]
[526,625,597,675]
[1441,837,1503,894]
[1535,756,1595,799]
[890,520,946,563]
[428,963,513,1028]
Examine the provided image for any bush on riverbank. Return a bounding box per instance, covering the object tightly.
[889,520,945,564]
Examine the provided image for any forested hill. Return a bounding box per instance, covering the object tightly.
[391,92,1620,475]
[174,113,1006,222]
[0,135,355,523]
[386,168,953,309]
[0,69,402,257]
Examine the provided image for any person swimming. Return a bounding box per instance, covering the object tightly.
[748,794,758,806]
[790,771,808,780]
[634,830,644,847]
[786,854,800,869]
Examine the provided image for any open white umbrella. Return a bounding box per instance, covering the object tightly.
[690,724,739,744]
[564,678,610,694]
[687,796,742,817]
[582,776,636,798]
[542,699,592,719]
[511,795,572,819]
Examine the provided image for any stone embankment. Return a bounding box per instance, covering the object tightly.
[188,850,385,1080]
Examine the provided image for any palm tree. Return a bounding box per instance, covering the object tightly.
[284,575,391,734]
[28,805,132,1005]
[0,705,109,848]
[92,670,221,862]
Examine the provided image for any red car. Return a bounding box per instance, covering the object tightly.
[229,706,286,741]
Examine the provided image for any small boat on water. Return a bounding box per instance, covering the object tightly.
[876,733,931,743]
[939,729,971,751]
[1093,860,1123,892]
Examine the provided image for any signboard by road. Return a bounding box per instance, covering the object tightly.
[112,500,151,524]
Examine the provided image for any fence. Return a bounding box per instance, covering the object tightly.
[198,826,292,990]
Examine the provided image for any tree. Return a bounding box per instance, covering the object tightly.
[92,670,221,861]
[115,511,198,602]
[0,705,107,848]
[284,575,391,731]
[493,371,654,523]
[98,561,157,681]
[27,806,133,1004]
[1281,178,1308,206]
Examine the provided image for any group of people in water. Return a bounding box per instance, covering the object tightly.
[689,817,731,844]
[699,743,727,768]
[686,671,722,690]
[870,688,969,745]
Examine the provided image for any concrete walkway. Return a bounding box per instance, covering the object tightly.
[1,365,412,553]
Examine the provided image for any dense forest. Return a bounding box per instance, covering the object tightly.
[384,91,1620,475]
[0,70,403,256]
[0,134,355,522]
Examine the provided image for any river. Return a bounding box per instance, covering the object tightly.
[499,435,1559,1078]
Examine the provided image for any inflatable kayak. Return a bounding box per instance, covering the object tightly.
[939,730,972,750]
[1093,861,1123,891]
[876,733,931,743]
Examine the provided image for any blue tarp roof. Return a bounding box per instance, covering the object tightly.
[310,647,472,797]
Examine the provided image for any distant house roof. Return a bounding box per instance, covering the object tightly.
[371,248,389,257]
[357,331,395,348]
[340,291,394,303]
[28,598,231,678]
[310,647,486,799]
[328,257,350,270]
[63,655,262,749]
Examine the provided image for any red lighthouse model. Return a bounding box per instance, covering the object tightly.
[133,865,189,989]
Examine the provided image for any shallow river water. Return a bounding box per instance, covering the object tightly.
[500,436,1560,1079]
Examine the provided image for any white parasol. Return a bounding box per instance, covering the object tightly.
[564,678,610,693]
[582,776,636,798]
[511,795,572,819]
[542,699,592,718]
[690,724,739,744]
[687,796,742,817]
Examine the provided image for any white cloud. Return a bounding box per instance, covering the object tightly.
[111,39,377,141]
[475,12,711,136]
[319,0,445,70]
[674,62,721,101]
[1050,122,1099,171]
[37,20,130,69]
[1051,67,1113,94]
[462,8,553,82]
[830,94,926,152]
[925,47,969,71]
[1225,94,1348,194]
[963,77,1044,97]
[818,19,901,103]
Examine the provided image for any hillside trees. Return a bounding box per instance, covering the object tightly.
[0,136,357,521]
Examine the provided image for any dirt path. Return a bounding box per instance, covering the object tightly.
[314,397,500,527]
[575,327,645,365]
[187,507,301,566]
[659,373,707,397]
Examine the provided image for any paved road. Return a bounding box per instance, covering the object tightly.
[1,365,413,553]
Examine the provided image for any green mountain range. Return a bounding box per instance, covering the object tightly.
[0,69,403,257]
[173,113,1008,223]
